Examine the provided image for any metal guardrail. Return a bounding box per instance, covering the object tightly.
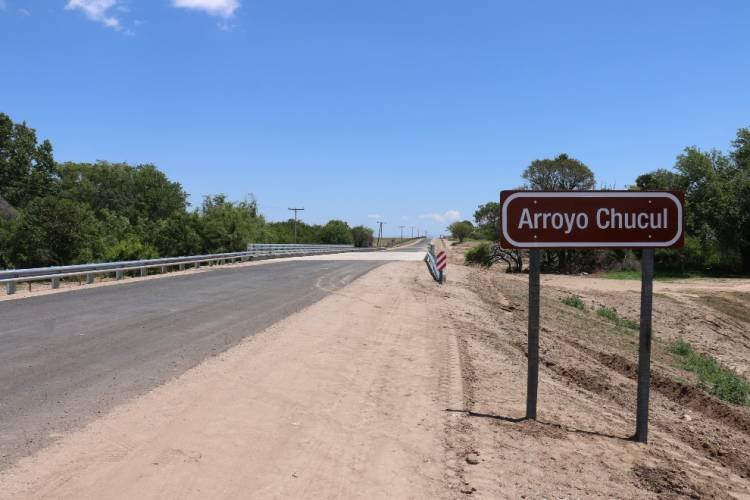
[424,243,445,283]
[0,244,369,295]
[424,244,440,282]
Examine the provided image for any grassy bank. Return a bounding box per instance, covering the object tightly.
[670,341,750,405]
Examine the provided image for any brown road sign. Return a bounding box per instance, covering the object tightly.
[500,191,684,249]
[499,189,687,443]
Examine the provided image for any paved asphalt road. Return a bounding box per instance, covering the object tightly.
[0,243,428,471]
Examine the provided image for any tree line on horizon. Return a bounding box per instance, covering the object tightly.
[458,129,750,275]
[0,113,374,269]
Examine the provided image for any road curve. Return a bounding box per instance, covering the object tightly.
[0,257,392,470]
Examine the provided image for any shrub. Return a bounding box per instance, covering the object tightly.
[562,295,585,310]
[596,307,639,330]
[4,196,103,267]
[319,220,353,245]
[102,235,159,261]
[671,340,692,357]
[596,307,618,322]
[351,225,374,247]
[670,341,750,405]
[448,221,474,243]
[465,242,492,267]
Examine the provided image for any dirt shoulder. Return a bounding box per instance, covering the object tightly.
[439,247,750,498]
[0,261,464,499]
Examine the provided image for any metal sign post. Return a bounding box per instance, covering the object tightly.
[526,249,541,420]
[500,191,684,443]
[635,248,654,442]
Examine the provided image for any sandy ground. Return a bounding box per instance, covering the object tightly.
[0,259,465,499]
[540,273,750,295]
[439,243,750,498]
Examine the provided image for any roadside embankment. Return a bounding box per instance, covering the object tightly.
[438,244,750,498]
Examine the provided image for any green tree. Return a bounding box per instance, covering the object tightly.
[634,169,685,191]
[634,127,750,274]
[150,213,203,257]
[4,196,103,267]
[448,220,474,243]
[319,220,353,245]
[351,225,374,247]
[729,128,750,272]
[473,202,500,240]
[0,223,11,268]
[0,194,17,221]
[522,153,596,191]
[0,113,58,207]
[197,195,262,253]
[102,235,159,262]
[256,221,294,243]
[522,154,596,272]
[59,161,188,224]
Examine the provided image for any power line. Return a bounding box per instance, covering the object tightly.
[288,207,305,243]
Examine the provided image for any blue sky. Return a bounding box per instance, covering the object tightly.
[1,1,749,236]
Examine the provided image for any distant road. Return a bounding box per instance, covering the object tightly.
[0,242,427,471]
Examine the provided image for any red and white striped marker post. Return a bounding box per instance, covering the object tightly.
[436,250,447,283]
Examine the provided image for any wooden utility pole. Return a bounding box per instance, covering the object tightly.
[288,207,305,243]
[399,225,406,241]
[376,221,385,247]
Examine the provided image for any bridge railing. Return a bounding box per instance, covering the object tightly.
[0,244,370,295]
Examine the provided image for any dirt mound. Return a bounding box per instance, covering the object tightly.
[632,464,703,499]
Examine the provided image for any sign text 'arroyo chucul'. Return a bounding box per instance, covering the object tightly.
[500,191,685,249]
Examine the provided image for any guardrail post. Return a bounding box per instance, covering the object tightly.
[161,266,166,273]
[86,273,95,284]
[115,271,124,280]
[51,277,60,289]
[179,264,185,271]
[195,262,201,269]
[6,282,16,295]
[140,268,147,277]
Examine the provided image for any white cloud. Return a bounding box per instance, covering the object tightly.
[0,0,7,10]
[172,0,239,18]
[65,0,121,30]
[419,210,461,224]
[18,8,31,15]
